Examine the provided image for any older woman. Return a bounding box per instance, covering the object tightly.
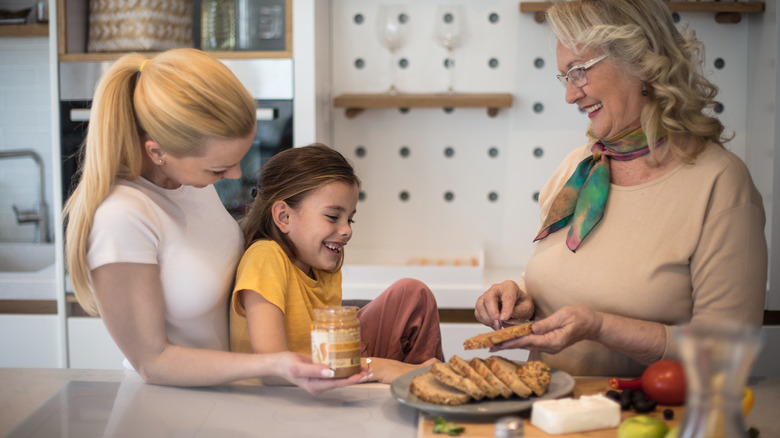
[474,0,766,377]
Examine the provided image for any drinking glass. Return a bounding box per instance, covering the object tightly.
[674,321,764,438]
[376,5,409,94]
[433,5,466,93]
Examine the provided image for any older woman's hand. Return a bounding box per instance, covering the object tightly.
[474,280,535,330]
[489,305,603,354]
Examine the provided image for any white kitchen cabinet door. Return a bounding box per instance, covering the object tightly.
[67,317,125,370]
[0,314,61,368]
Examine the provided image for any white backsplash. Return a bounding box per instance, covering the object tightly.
[0,37,52,243]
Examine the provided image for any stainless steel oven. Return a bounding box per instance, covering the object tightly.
[59,59,294,216]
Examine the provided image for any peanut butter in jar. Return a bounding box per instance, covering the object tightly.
[311,306,361,378]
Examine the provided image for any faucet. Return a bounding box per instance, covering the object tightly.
[0,149,51,243]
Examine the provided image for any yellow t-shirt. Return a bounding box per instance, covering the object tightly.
[229,240,341,355]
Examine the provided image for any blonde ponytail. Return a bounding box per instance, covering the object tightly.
[64,49,256,315]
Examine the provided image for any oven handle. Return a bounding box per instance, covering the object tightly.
[70,108,91,122]
[71,108,276,122]
[256,108,276,121]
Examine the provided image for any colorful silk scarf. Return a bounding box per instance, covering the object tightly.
[533,125,667,252]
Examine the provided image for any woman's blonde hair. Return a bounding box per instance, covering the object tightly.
[240,144,360,272]
[546,0,728,162]
[63,48,256,315]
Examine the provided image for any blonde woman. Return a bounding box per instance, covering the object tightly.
[64,49,368,392]
[474,0,766,377]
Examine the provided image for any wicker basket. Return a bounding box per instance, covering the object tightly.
[87,0,193,52]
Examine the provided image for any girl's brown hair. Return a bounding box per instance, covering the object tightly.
[240,144,361,271]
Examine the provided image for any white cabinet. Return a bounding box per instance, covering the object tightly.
[67,317,125,370]
[0,314,61,368]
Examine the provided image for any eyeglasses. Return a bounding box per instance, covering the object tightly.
[556,54,608,88]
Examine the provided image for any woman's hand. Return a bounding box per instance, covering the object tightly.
[474,280,534,330]
[490,305,603,354]
[489,306,666,364]
[363,357,440,384]
[273,352,371,395]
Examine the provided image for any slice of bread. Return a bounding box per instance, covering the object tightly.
[517,360,552,397]
[463,322,533,350]
[470,357,514,399]
[485,356,533,398]
[409,371,471,406]
[431,362,486,401]
[449,355,500,399]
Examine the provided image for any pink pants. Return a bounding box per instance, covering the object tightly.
[356,278,444,364]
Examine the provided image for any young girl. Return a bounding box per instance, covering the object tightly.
[230,144,444,384]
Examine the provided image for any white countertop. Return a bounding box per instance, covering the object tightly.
[0,264,57,301]
[2,368,778,438]
[0,368,417,438]
[0,243,57,300]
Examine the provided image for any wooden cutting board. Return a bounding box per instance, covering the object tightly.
[417,378,684,438]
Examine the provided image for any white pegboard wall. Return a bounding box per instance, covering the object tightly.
[331,1,520,94]
[680,14,749,160]
[329,2,754,273]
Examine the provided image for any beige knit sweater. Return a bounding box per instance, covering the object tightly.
[525,143,767,377]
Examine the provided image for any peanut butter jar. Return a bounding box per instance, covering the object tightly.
[311,306,361,378]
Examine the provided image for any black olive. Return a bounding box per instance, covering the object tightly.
[620,398,633,411]
[663,409,674,420]
[634,401,654,413]
[606,390,621,401]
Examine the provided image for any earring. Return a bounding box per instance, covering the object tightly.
[158,159,163,164]
[642,82,648,97]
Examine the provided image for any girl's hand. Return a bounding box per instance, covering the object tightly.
[474,280,534,330]
[365,357,441,384]
[489,305,603,354]
[274,352,371,395]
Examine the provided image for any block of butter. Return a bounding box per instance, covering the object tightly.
[530,394,621,434]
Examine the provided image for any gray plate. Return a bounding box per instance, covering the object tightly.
[390,362,576,417]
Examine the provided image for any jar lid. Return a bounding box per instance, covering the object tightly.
[314,306,358,320]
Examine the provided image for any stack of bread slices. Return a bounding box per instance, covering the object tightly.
[409,324,551,406]
[410,355,552,406]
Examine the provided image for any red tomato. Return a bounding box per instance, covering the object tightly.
[641,360,686,405]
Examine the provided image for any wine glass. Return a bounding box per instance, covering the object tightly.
[376,5,409,94]
[433,5,466,93]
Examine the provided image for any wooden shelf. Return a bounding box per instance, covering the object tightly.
[333,93,513,118]
[520,1,764,24]
[0,23,48,38]
[0,299,57,315]
[57,0,293,61]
